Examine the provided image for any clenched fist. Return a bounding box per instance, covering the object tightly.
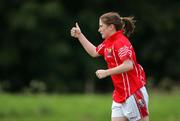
[70,23,81,38]
[95,69,109,79]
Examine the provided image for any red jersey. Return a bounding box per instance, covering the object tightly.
[96,30,146,103]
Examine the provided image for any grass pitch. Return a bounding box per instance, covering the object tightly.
[0,91,179,121]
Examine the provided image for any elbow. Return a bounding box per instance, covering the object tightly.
[124,60,134,71]
[128,61,134,71]
[91,55,97,58]
[91,54,98,58]
[91,50,99,58]
[91,52,97,58]
[129,64,134,71]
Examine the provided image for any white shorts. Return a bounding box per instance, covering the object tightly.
[111,86,149,121]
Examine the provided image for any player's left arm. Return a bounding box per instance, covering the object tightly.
[96,59,133,79]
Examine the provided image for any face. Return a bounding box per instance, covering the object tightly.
[98,19,112,39]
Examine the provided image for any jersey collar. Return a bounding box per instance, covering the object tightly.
[104,30,124,43]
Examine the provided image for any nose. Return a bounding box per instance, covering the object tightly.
[98,28,101,32]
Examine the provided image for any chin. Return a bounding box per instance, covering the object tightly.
[101,35,105,39]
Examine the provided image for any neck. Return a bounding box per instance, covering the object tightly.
[107,30,117,38]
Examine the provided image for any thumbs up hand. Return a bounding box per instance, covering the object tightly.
[70,22,82,38]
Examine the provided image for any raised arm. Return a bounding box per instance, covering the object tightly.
[70,23,100,57]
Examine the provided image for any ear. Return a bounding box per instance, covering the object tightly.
[109,24,116,30]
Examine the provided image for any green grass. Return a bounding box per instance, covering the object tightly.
[0,94,111,121]
[0,91,179,121]
[149,91,180,121]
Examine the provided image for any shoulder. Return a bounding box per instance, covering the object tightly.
[114,35,127,48]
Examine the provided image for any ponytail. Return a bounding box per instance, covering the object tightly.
[121,16,136,37]
[100,12,136,37]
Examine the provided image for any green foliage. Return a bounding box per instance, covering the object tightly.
[0,0,179,92]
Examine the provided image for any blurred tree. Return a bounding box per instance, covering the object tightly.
[0,0,179,93]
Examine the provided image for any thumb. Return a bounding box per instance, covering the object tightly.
[76,22,80,29]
